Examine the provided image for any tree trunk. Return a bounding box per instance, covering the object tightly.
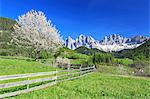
[35,50,40,61]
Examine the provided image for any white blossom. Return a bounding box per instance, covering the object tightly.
[12,10,62,59]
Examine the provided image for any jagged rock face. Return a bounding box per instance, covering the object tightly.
[65,34,100,50]
[100,34,129,45]
[65,36,75,49]
[64,34,149,52]
[127,36,149,44]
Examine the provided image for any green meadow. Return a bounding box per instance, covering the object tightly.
[10,72,150,99]
[0,57,56,75]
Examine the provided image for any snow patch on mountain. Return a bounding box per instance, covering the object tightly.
[64,34,149,52]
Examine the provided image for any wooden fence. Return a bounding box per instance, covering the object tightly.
[0,66,96,98]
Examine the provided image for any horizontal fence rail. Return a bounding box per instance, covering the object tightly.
[0,82,57,99]
[0,76,57,89]
[59,66,95,72]
[0,71,58,81]
[0,65,96,98]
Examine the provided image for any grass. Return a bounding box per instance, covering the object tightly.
[96,64,134,75]
[70,59,87,64]
[114,58,134,66]
[11,72,150,99]
[60,47,89,60]
[0,56,149,98]
[0,57,56,75]
[65,52,89,59]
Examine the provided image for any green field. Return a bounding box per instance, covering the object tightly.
[10,72,150,99]
[0,57,56,75]
[0,56,149,99]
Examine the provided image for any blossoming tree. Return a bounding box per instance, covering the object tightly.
[12,10,62,60]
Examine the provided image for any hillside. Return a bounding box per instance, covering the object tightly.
[114,40,150,60]
[0,17,16,30]
[0,17,47,58]
[75,46,106,55]
[0,17,16,49]
[57,47,91,65]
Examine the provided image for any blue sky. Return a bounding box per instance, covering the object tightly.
[0,0,149,40]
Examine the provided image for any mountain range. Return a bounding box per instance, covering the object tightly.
[0,17,149,52]
[64,34,149,52]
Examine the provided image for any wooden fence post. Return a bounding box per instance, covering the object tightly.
[68,64,70,78]
[80,65,82,75]
[93,65,96,71]
[27,77,29,89]
[55,69,57,84]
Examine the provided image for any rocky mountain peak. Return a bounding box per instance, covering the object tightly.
[64,34,149,52]
[100,34,128,45]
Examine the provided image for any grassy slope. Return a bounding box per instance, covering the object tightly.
[114,40,150,60]
[12,72,150,99]
[0,57,56,75]
[75,46,106,55]
[0,17,16,49]
[60,47,90,64]
[114,58,134,66]
[0,17,16,30]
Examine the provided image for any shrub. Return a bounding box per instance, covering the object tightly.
[92,53,114,64]
[114,58,133,66]
[39,51,49,59]
[0,51,7,56]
